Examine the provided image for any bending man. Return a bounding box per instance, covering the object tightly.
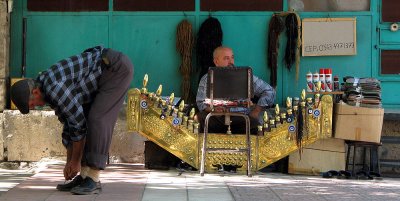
[10,46,134,195]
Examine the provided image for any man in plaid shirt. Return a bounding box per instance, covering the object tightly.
[10,46,133,195]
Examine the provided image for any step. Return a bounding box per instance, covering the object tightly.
[381,136,400,144]
[380,159,400,167]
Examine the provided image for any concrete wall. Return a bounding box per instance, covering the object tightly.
[0,113,3,161]
[2,108,146,163]
[4,110,65,161]
[0,0,8,110]
[0,0,9,160]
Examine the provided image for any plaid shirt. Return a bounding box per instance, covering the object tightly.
[37,46,104,147]
[196,74,276,111]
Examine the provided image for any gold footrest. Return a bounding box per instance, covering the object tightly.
[206,148,248,153]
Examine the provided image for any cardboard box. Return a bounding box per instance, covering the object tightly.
[333,103,384,143]
[289,138,345,175]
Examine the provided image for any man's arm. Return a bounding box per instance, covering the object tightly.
[53,87,87,180]
[196,75,227,113]
[250,75,276,119]
[64,138,85,180]
[196,74,208,111]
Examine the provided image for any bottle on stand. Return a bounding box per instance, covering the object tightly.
[333,75,340,91]
[312,71,319,92]
[306,71,313,92]
[325,68,333,92]
[319,68,325,92]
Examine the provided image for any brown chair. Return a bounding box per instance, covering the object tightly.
[200,67,253,177]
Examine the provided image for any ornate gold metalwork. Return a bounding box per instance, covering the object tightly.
[169,93,175,105]
[275,104,280,115]
[179,100,185,111]
[127,89,141,131]
[127,87,333,173]
[301,89,306,101]
[189,108,195,119]
[262,111,268,122]
[156,85,162,96]
[286,97,292,108]
[141,74,148,94]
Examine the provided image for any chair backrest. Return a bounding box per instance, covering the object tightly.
[207,67,253,108]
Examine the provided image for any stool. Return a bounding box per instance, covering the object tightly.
[199,112,252,177]
[345,140,381,176]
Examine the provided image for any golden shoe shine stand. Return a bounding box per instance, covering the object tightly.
[127,75,333,173]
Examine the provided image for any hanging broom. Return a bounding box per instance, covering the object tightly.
[176,19,194,102]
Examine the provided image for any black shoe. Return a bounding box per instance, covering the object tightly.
[70,177,102,195]
[56,175,84,191]
[223,165,237,173]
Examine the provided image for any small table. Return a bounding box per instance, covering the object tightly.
[345,140,381,176]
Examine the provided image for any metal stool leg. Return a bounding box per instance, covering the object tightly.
[346,143,351,172]
[371,145,381,174]
[369,146,374,172]
[200,113,212,176]
[244,115,252,177]
[362,146,367,171]
[376,146,381,174]
[352,144,356,176]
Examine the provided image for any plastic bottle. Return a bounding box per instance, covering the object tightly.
[325,68,333,92]
[319,68,325,92]
[333,75,340,91]
[312,71,319,92]
[306,71,313,92]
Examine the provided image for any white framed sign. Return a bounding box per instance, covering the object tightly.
[302,18,357,56]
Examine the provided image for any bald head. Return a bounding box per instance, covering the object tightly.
[213,46,234,67]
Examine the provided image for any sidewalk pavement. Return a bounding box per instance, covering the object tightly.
[1,163,400,201]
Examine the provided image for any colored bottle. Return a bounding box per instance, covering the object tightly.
[306,71,313,92]
[312,71,319,92]
[319,68,325,92]
[325,68,333,92]
[333,75,340,91]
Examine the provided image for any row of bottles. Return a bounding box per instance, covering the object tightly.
[306,68,341,92]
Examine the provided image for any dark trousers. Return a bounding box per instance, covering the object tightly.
[196,111,259,134]
[83,49,134,170]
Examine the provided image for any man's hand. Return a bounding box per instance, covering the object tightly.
[205,106,226,113]
[64,161,81,180]
[249,105,262,120]
[63,138,86,180]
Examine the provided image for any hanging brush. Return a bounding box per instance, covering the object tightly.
[196,17,223,83]
[267,14,284,88]
[284,13,298,72]
[176,19,194,102]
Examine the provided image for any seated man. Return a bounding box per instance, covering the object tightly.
[196,46,275,134]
